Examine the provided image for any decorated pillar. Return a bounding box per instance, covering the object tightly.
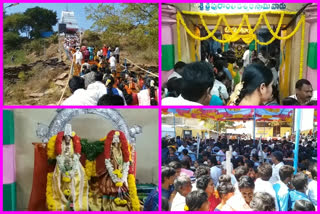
[161,5,176,86]
[3,110,16,211]
[305,3,317,89]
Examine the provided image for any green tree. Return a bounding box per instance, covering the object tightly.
[24,7,57,38]
[204,120,235,132]
[85,3,158,60]
[3,32,22,51]
[81,30,103,49]
[3,13,32,37]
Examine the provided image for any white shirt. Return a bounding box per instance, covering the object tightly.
[258,53,268,65]
[61,89,97,105]
[307,180,317,206]
[168,71,182,80]
[222,192,251,211]
[162,95,202,106]
[269,162,284,184]
[211,79,229,100]
[210,166,222,186]
[289,90,317,103]
[114,47,120,55]
[255,178,279,211]
[177,145,189,153]
[87,81,107,102]
[216,150,226,163]
[242,49,250,68]
[74,51,83,60]
[171,192,186,211]
[109,56,116,67]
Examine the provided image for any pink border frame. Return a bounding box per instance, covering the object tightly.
[1,1,319,213]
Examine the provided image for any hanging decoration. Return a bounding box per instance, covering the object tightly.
[176,10,305,76]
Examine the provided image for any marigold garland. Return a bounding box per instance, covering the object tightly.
[128,174,140,211]
[47,135,57,160]
[85,160,96,180]
[63,189,71,196]
[299,15,305,79]
[62,176,71,183]
[46,172,55,211]
[184,205,189,211]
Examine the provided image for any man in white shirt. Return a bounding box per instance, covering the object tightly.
[171,175,192,211]
[109,53,116,71]
[242,46,250,68]
[177,142,189,154]
[62,76,97,105]
[162,95,202,106]
[269,151,285,184]
[216,146,227,164]
[73,49,83,65]
[208,157,222,186]
[289,79,315,105]
[307,164,317,206]
[254,163,279,210]
[86,72,107,103]
[167,61,186,81]
[210,79,229,100]
[114,46,120,63]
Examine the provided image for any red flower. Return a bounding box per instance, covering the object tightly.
[104,130,130,162]
[55,131,81,155]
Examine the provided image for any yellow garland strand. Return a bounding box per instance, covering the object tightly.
[46,172,55,211]
[47,135,57,159]
[252,14,263,33]
[263,13,304,40]
[181,10,297,16]
[85,160,96,180]
[128,174,140,211]
[176,10,305,63]
[201,13,246,43]
[177,12,181,61]
[255,12,284,45]
[299,15,305,79]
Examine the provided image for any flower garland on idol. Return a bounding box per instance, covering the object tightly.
[104,130,140,210]
[46,131,82,210]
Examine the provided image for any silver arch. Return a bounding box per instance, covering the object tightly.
[36,109,142,144]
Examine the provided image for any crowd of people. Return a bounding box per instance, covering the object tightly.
[63,33,80,60]
[61,33,158,106]
[162,134,317,211]
[162,46,317,106]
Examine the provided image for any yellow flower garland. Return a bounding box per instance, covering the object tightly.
[176,11,305,77]
[47,135,57,159]
[62,176,71,183]
[184,205,189,211]
[85,160,96,180]
[299,15,305,79]
[128,174,140,211]
[63,189,71,196]
[181,10,297,16]
[46,172,55,211]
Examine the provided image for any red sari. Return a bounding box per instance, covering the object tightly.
[209,194,221,211]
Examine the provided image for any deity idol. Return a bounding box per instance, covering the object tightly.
[46,124,89,211]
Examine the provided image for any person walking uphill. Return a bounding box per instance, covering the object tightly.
[102,44,108,59]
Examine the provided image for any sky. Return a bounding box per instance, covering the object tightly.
[3,3,121,31]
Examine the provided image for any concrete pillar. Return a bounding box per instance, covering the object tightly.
[161,5,177,87]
